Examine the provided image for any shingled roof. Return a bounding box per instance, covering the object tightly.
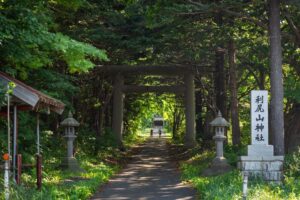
[0,71,65,114]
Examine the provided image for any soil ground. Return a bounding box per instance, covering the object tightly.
[91,137,197,200]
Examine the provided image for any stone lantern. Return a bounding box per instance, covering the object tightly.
[202,111,232,176]
[60,111,83,172]
[210,111,229,164]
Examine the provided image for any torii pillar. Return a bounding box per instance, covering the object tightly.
[184,73,197,148]
[112,74,124,147]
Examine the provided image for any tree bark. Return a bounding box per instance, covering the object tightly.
[215,49,226,116]
[285,103,300,153]
[112,74,124,147]
[214,12,227,120]
[228,39,241,146]
[195,90,204,140]
[94,107,104,154]
[259,70,266,90]
[269,0,284,155]
[105,98,113,128]
[283,11,300,46]
[172,107,180,139]
[184,73,196,147]
[215,47,227,142]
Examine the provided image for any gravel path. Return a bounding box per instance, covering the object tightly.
[91,137,197,200]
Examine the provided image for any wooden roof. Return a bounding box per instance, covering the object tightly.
[0,72,65,114]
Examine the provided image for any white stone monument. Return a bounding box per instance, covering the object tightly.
[238,90,284,182]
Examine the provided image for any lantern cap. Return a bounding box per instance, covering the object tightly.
[210,111,229,127]
[61,111,80,127]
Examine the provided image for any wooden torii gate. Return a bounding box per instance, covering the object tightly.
[97,65,206,148]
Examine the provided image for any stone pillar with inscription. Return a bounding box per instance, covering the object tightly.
[238,90,284,182]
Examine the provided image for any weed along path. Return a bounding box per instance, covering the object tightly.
[91,137,197,200]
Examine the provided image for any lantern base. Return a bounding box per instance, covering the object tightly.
[61,157,85,173]
[202,157,232,176]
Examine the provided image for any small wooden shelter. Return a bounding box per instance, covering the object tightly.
[0,72,65,114]
[0,71,65,188]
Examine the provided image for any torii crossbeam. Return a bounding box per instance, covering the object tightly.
[97,64,205,148]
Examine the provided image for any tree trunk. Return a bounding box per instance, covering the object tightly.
[94,107,104,154]
[285,103,300,153]
[172,104,184,140]
[105,98,113,128]
[214,20,227,119]
[215,47,227,142]
[215,48,227,113]
[203,111,214,141]
[172,108,178,139]
[269,0,284,155]
[228,39,241,146]
[195,90,204,140]
[259,70,266,90]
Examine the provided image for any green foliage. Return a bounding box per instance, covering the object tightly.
[124,92,177,135]
[0,0,300,198]
[77,126,120,157]
[181,150,242,200]
[0,81,15,107]
[0,162,117,200]
[27,68,78,108]
[285,74,300,103]
[123,130,146,147]
[50,0,87,11]
[52,33,108,73]
[224,145,247,166]
[0,129,144,200]
[0,0,108,75]
[284,147,300,178]
[181,146,300,200]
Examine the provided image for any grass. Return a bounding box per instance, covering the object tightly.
[0,134,147,200]
[0,160,117,200]
[180,147,300,200]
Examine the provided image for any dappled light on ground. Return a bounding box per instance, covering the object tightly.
[91,138,196,200]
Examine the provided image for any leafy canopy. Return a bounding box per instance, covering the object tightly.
[0,0,108,76]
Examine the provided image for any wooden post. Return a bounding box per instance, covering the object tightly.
[13,105,18,182]
[16,154,22,185]
[36,113,40,155]
[112,74,124,147]
[184,73,196,148]
[36,154,42,190]
[7,90,11,160]
[4,159,9,200]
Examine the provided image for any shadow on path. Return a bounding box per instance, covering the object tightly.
[91,137,197,200]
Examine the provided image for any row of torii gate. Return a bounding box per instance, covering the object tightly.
[98,65,207,148]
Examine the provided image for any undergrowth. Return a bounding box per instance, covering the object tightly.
[181,146,300,200]
[1,162,117,200]
[0,133,146,200]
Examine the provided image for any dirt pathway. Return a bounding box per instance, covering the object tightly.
[91,137,197,200]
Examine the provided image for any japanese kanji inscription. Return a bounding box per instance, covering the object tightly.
[251,90,268,145]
